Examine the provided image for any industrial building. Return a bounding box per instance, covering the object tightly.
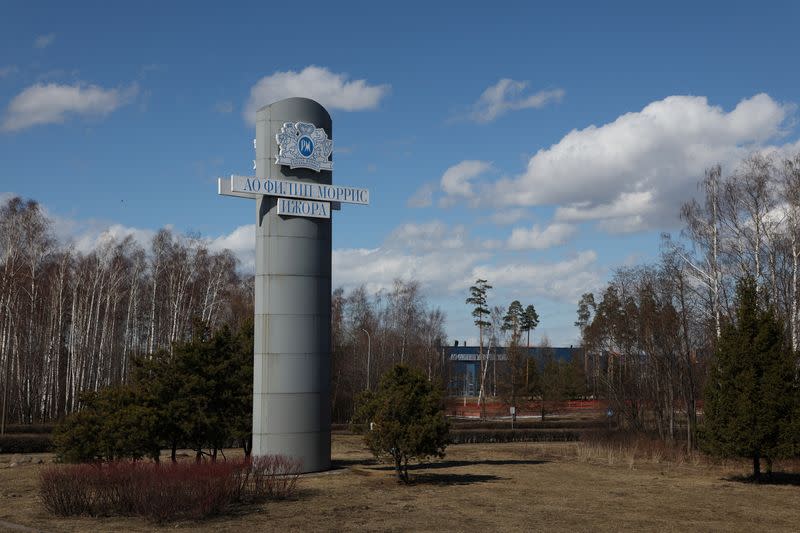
[446,343,583,397]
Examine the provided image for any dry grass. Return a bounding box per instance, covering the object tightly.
[2,434,800,532]
[574,431,702,470]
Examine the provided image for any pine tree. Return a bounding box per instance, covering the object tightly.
[466,279,492,418]
[502,300,524,342]
[521,304,540,348]
[352,365,449,483]
[702,277,796,479]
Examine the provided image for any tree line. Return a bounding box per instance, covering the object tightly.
[0,197,253,428]
[578,150,800,455]
[0,196,451,428]
[331,280,447,423]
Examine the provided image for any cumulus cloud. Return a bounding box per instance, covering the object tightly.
[487,208,530,225]
[437,160,492,207]
[388,221,468,252]
[43,210,158,255]
[488,93,795,232]
[243,66,389,124]
[75,224,157,254]
[207,224,255,271]
[507,222,576,250]
[469,79,564,123]
[333,246,485,295]
[0,195,253,272]
[407,183,435,208]
[473,250,601,303]
[333,219,599,304]
[2,82,138,132]
[333,220,488,294]
[34,33,55,49]
[44,209,256,271]
[554,191,655,223]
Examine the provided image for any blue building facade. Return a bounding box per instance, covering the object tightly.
[446,345,582,397]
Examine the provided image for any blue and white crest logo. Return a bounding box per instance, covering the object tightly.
[298,136,314,157]
[275,122,333,171]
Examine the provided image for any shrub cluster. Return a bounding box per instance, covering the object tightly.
[4,424,55,434]
[0,434,52,453]
[235,455,303,500]
[449,428,583,444]
[53,320,254,463]
[450,419,606,431]
[39,455,302,522]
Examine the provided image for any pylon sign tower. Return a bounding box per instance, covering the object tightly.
[218,97,368,472]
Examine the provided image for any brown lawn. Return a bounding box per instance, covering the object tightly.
[1,434,799,532]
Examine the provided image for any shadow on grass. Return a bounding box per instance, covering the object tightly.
[410,472,504,486]
[372,459,547,472]
[726,472,800,486]
[332,458,377,468]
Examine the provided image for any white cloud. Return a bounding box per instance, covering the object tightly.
[34,33,55,49]
[333,246,485,295]
[333,220,489,295]
[207,224,255,271]
[214,100,233,113]
[439,160,491,201]
[488,208,529,225]
[554,191,654,222]
[473,250,601,303]
[243,66,390,124]
[407,183,435,208]
[388,221,468,252]
[469,79,564,123]
[507,222,576,250]
[1,196,251,272]
[76,224,156,254]
[488,93,795,232]
[2,82,138,132]
[0,66,18,78]
[333,219,599,304]
[44,209,256,271]
[596,216,647,234]
[45,211,158,255]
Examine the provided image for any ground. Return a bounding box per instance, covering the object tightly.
[1,434,799,532]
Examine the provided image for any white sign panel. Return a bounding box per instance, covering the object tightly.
[218,178,342,210]
[276,197,331,219]
[230,175,369,205]
[275,122,333,172]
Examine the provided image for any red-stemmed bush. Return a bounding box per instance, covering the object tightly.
[250,454,303,500]
[38,454,302,522]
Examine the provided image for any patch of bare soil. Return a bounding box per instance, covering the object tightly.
[1,435,799,532]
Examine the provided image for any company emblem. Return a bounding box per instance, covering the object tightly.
[275,122,333,172]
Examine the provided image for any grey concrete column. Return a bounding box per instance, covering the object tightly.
[253,98,331,473]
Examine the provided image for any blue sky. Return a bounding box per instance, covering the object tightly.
[2,1,800,345]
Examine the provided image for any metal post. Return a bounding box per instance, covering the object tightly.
[362,328,371,390]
